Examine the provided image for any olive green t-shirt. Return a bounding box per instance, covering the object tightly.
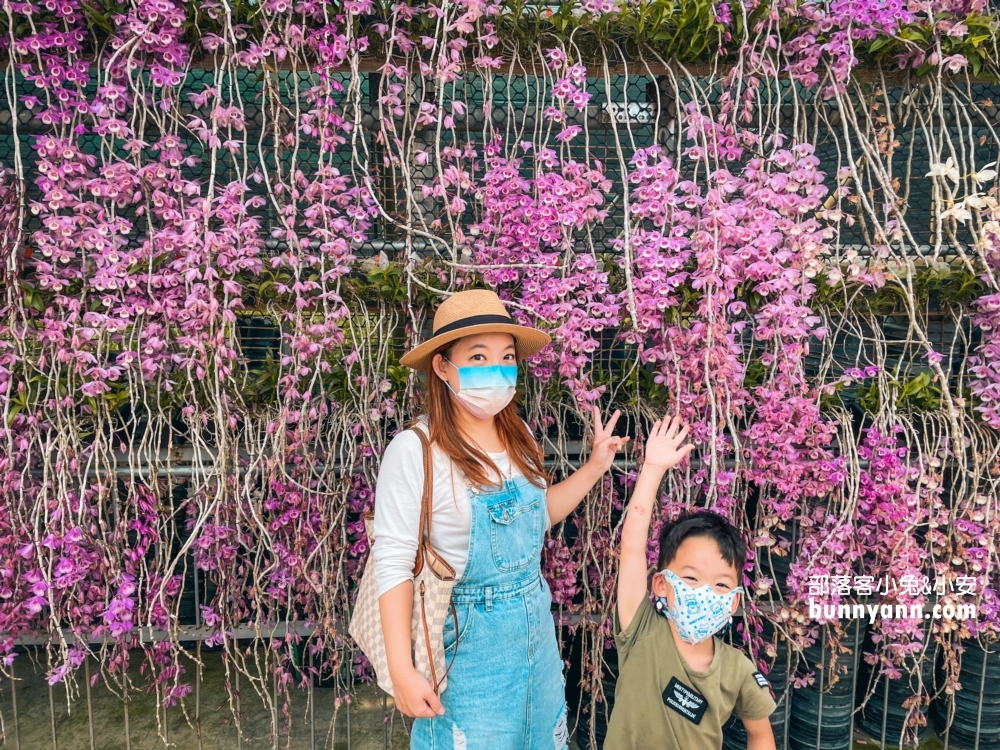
[605,596,776,750]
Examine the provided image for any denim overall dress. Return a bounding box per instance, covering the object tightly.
[409,471,569,750]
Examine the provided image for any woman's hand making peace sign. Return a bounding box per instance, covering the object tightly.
[546,405,630,525]
[585,405,630,473]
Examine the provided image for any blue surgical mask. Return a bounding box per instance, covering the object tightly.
[654,569,742,644]
[444,360,517,419]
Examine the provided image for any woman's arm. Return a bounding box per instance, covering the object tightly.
[372,431,424,597]
[379,582,444,718]
[546,406,628,525]
[372,430,445,718]
[546,461,605,526]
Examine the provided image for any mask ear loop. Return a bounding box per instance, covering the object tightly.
[654,570,674,615]
[441,357,460,397]
[715,587,745,638]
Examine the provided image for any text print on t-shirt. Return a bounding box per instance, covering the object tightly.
[662,676,708,725]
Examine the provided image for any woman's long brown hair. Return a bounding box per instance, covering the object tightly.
[414,343,549,489]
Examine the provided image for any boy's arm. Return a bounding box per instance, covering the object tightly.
[618,416,693,632]
[742,717,776,750]
[617,464,666,631]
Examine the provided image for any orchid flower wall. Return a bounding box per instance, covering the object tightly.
[1,0,1000,745]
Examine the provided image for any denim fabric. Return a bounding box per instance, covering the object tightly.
[410,474,569,750]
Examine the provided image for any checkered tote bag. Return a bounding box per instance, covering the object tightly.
[349,428,458,696]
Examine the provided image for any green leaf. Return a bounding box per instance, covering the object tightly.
[970,52,982,79]
[6,402,23,427]
[898,371,931,403]
[867,36,893,55]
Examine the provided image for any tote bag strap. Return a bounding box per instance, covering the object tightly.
[411,426,435,576]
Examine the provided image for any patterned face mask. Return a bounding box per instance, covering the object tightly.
[654,569,743,644]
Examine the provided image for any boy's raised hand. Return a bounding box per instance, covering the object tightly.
[643,414,694,472]
[618,414,694,632]
[586,405,630,473]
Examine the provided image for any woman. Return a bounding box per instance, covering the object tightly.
[372,289,627,750]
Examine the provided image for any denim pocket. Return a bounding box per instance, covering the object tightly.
[442,602,473,653]
[485,489,541,572]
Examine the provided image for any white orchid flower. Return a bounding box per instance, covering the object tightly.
[963,193,996,210]
[940,201,972,223]
[926,157,960,183]
[971,162,997,185]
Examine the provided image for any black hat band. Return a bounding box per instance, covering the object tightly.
[433,314,516,336]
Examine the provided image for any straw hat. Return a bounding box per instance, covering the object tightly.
[399,290,551,371]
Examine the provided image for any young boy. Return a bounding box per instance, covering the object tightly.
[606,415,777,750]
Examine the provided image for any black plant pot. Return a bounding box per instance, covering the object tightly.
[177,564,199,627]
[769,637,794,750]
[855,630,933,747]
[723,712,750,750]
[308,647,358,689]
[931,640,1000,750]
[723,622,793,750]
[788,620,867,750]
[789,686,855,749]
[112,403,189,448]
[757,524,797,599]
[575,647,619,750]
[236,314,280,366]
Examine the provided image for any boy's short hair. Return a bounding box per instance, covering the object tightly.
[657,510,747,574]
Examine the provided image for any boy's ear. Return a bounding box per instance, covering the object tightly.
[651,571,671,599]
[650,571,663,596]
[730,590,741,615]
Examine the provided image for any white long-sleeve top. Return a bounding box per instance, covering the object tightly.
[372,422,528,597]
